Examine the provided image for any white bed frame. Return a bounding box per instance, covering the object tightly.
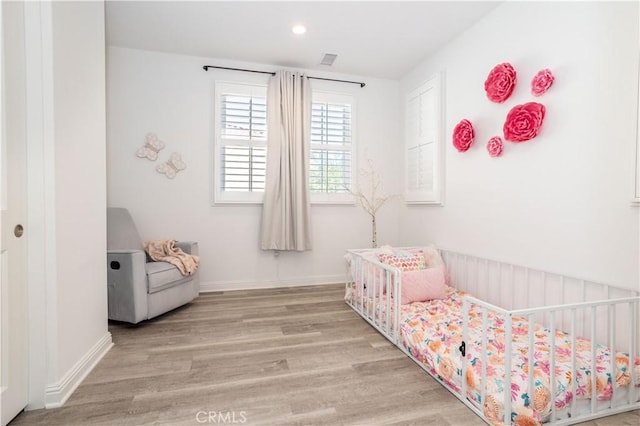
[345,247,640,425]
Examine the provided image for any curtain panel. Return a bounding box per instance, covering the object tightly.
[260,71,312,251]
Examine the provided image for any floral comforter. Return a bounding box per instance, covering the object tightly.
[398,288,640,425]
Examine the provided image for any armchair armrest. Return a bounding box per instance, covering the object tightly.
[175,241,199,256]
[107,249,148,324]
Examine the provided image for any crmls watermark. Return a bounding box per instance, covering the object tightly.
[195,411,248,424]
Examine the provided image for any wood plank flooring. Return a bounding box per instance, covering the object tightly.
[11,284,640,425]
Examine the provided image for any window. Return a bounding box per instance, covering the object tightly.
[310,92,355,203]
[213,83,355,204]
[405,73,444,204]
[214,82,267,203]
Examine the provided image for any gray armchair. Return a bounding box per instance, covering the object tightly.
[107,207,199,324]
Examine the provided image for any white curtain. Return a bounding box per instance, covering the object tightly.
[260,70,312,251]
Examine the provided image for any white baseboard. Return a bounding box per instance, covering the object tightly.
[199,274,347,293]
[44,332,113,409]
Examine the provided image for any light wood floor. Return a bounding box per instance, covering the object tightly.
[11,284,640,425]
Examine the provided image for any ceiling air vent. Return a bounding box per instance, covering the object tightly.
[320,53,338,66]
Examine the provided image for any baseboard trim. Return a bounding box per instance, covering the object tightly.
[199,274,347,293]
[44,332,113,409]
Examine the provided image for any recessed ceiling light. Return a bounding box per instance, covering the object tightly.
[291,24,307,35]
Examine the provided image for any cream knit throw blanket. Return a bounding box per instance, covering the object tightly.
[143,240,200,276]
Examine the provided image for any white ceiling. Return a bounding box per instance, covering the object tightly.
[106,1,501,80]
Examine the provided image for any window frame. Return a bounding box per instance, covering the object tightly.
[309,91,356,205]
[213,81,268,205]
[212,83,357,206]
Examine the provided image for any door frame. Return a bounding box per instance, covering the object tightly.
[23,0,57,410]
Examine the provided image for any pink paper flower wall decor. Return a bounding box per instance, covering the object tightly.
[452,119,475,152]
[486,136,503,157]
[503,102,546,142]
[484,63,517,103]
[531,68,555,97]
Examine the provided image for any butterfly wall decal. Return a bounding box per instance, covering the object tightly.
[136,133,165,161]
[156,152,187,179]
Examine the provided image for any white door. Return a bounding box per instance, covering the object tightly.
[0,1,29,424]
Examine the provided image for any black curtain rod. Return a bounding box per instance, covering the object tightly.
[202,65,366,88]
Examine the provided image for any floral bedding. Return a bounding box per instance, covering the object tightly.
[345,284,640,425]
[399,288,640,425]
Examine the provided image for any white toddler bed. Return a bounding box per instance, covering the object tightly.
[344,247,640,425]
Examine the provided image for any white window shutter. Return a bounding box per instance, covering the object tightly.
[309,92,355,203]
[404,73,444,204]
[214,81,268,204]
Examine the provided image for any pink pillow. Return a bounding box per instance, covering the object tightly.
[400,266,446,304]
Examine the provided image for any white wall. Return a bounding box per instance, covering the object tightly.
[106,47,401,290]
[22,0,110,411]
[51,1,109,378]
[399,1,640,290]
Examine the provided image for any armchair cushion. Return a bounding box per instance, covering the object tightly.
[146,261,190,293]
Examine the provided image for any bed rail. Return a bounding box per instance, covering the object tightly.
[462,295,640,425]
[345,249,401,345]
[344,247,640,426]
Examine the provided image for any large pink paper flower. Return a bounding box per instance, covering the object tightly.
[503,102,546,142]
[487,136,503,157]
[452,119,475,152]
[531,68,554,97]
[484,63,517,103]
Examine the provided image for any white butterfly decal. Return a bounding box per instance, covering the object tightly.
[136,133,165,161]
[156,152,187,179]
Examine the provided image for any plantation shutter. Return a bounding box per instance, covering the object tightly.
[214,82,268,203]
[220,93,267,191]
[309,94,353,195]
[405,73,443,204]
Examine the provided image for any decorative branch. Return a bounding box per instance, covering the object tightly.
[346,159,399,248]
